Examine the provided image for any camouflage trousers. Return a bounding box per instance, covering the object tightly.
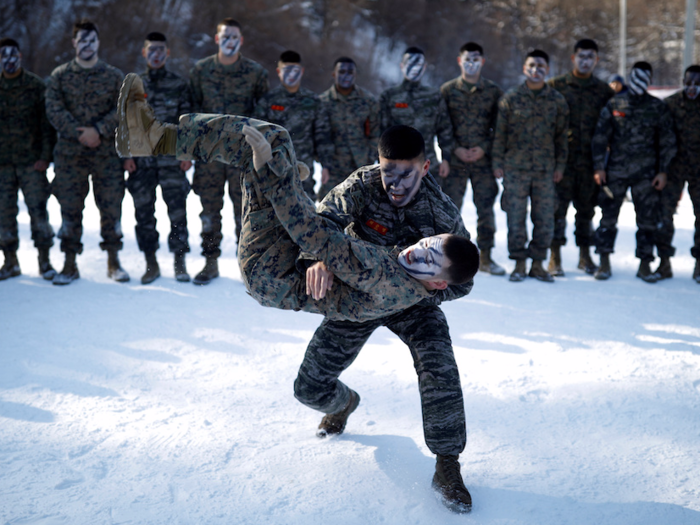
[439,161,499,250]
[126,165,190,255]
[318,160,357,201]
[658,161,700,259]
[593,175,664,260]
[192,161,243,258]
[0,164,54,252]
[294,304,467,457]
[501,169,555,261]
[552,162,598,248]
[176,114,431,321]
[52,153,124,254]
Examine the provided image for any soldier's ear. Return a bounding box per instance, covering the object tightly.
[427,280,448,290]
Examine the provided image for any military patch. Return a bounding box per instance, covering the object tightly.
[366,219,389,235]
[613,110,626,117]
[271,105,285,112]
[394,102,409,108]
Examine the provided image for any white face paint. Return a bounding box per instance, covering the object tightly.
[524,57,548,83]
[1,46,20,75]
[684,72,700,100]
[628,67,651,96]
[398,235,449,280]
[145,41,168,69]
[460,51,483,79]
[401,53,426,82]
[379,157,426,207]
[279,64,303,87]
[217,26,241,57]
[334,61,356,90]
[573,49,597,75]
[74,30,99,62]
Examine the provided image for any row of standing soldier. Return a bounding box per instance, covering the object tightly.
[0,18,698,286]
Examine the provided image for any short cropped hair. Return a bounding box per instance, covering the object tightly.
[333,56,356,67]
[460,42,483,55]
[685,65,700,76]
[0,37,20,50]
[217,18,241,33]
[574,39,598,53]
[378,125,425,161]
[443,235,480,285]
[404,46,424,55]
[633,61,652,73]
[526,49,549,64]
[145,32,167,43]
[73,19,99,39]
[279,50,301,64]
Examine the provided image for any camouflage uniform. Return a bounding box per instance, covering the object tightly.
[591,92,677,260]
[548,72,614,247]
[128,67,192,255]
[492,83,569,260]
[45,59,125,254]
[253,85,334,199]
[294,166,473,457]
[0,69,56,252]
[175,113,433,319]
[660,91,700,260]
[379,79,454,171]
[440,75,503,249]
[318,84,379,199]
[189,54,268,254]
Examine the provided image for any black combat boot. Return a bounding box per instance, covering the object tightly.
[316,389,360,438]
[38,248,56,280]
[53,252,79,286]
[479,248,505,275]
[107,250,130,283]
[174,253,190,282]
[0,250,21,280]
[193,256,219,285]
[432,454,472,514]
[636,259,658,283]
[509,259,527,282]
[547,244,565,277]
[529,259,555,282]
[141,251,160,285]
[577,246,598,275]
[594,253,612,280]
[653,256,672,280]
[694,260,700,284]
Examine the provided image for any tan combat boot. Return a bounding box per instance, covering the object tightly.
[432,454,472,514]
[141,251,160,285]
[479,248,505,276]
[577,246,598,275]
[547,244,564,277]
[530,259,555,282]
[53,252,79,286]
[107,250,130,283]
[509,259,527,282]
[653,256,672,280]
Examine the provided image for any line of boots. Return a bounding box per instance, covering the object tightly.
[547,245,598,277]
[140,251,191,285]
[52,249,129,286]
[0,248,56,281]
[594,253,679,283]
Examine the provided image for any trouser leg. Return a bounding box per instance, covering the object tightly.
[437,167,469,210]
[91,156,126,252]
[52,155,91,254]
[470,164,499,251]
[127,166,159,253]
[594,178,628,255]
[192,161,225,258]
[17,165,54,250]
[552,167,574,246]
[0,165,21,252]
[657,170,685,259]
[688,175,700,259]
[528,171,555,261]
[502,170,531,260]
[571,165,598,248]
[631,178,662,261]
[158,165,190,254]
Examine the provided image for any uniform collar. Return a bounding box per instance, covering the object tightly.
[457,76,483,93]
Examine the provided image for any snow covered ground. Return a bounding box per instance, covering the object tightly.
[2,166,700,525]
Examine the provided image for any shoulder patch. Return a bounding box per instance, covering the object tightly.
[394,102,409,108]
[271,105,285,112]
[613,110,625,118]
[366,219,389,235]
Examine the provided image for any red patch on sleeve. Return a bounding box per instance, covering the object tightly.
[394,102,409,108]
[271,105,285,111]
[612,110,625,117]
[365,219,389,235]
[364,117,371,137]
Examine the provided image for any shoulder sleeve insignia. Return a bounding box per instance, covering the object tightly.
[394,102,409,108]
[365,219,389,235]
[271,105,285,111]
[612,110,625,117]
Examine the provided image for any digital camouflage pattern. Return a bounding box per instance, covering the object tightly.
[254,85,335,198]
[548,72,614,247]
[318,84,379,199]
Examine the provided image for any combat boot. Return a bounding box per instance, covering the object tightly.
[53,252,79,286]
[577,246,598,275]
[529,259,555,282]
[509,259,527,282]
[316,389,360,438]
[594,253,611,280]
[694,260,700,284]
[636,260,658,283]
[652,256,672,280]
[547,244,565,277]
[38,248,56,280]
[107,250,130,283]
[479,248,506,275]
[432,454,472,514]
[193,256,219,285]
[174,253,190,282]
[141,251,160,285]
[0,250,21,280]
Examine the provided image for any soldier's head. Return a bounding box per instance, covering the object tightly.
[458,42,484,82]
[378,125,429,208]
[215,18,242,59]
[398,233,479,289]
[142,32,169,70]
[277,50,304,91]
[609,73,625,94]
[72,19,99,63]
[401,46,426,83]
[0,37,21,78]
[572,39,599,77]
[629,61,652,96]
[332,57,356,93]
[684,65,700,100]
[523,49,549,86]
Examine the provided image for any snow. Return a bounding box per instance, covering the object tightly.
[2,166,700,525]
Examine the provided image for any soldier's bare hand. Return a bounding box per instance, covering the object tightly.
[33,160,49,172]
[493,168,504,179]
[438,161,450,178]
[454,147,470,163]
[180,161,193,172]
[652,172,667,191]
[553,170,563,183]
[594,170,606,185]
[306,261,334,300]
[466,146,485,162]
[123,159,136,173]
[321,167,330,185]
[77,126,101,148]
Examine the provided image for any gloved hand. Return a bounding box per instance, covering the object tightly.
[242,125,272,172]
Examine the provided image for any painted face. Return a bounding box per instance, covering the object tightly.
[1,46,20,75]
[628,67,651,96]
[524,57,548,83]
[398,235,449,280]
[401,53,426,82]
[279,64,303,87]
[217,26,242,57]
[573,49,598,75]
[74,30,99,61]
[684,72,700,100]
[334,61,356,90]
[379,157,426,207]
[145,41,168,69]
[460,51,483,78]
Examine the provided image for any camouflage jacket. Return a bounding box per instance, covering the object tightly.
[379,79,454,166]
[253,85,335,168]
[190,54,268,116]
[45,59,123,157]
[492,82,569,174]
[440,75,503,169]
[303,165,473,303]
[666,90,700,163]
[547,72,614,168]
[319,84,379,176]
[137,67,192,168]
[0,69,55,165]
[592,91,677,178]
